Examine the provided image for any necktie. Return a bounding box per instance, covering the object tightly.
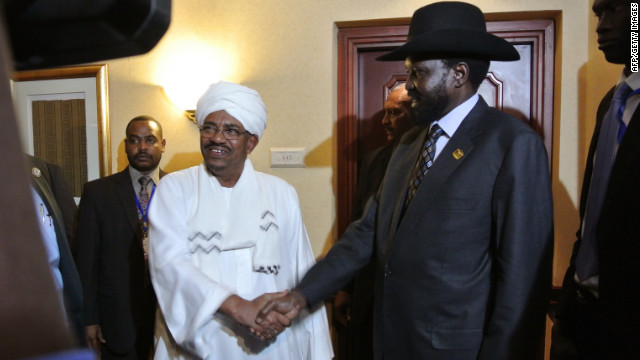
[405,124,444,207]
[137,176,153,262]
[138,176,151,216]
[575,83,631,280]
[616,84,639,144]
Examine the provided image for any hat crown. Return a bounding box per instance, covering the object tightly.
[376,1,519,62]
[408,2,486,41]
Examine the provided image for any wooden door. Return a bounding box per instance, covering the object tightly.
[337,16,556,237]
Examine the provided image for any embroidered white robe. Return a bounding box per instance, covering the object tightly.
[148,161,333,359]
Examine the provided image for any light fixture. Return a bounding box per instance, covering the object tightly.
[162,84,204,126]
[154,41,233,125]
[185,110,196,124]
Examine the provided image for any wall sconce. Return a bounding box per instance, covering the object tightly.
[155,43,233,126]
[185,110,196,124]
[162,85,202,126]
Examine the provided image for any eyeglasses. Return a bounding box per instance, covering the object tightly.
[198,124,253,140]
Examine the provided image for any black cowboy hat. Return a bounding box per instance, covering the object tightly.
[377,1,519,61]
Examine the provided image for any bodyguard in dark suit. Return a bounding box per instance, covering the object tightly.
[257,3,553,359]
[27,155,84,345]
[334,84,414,360]
[76,116,167,359]
[551,1,640,359]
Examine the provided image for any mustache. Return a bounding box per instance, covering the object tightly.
[133,152,150,160]
[203,140,230,152]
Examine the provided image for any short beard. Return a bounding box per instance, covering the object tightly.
[411,79,450,127]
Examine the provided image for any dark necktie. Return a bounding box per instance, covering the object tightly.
[138,176,151,217]
[405,124,444,207]
[137,176,153,263]
[575,83,632,280]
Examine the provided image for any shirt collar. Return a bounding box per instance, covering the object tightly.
[620,71,640,90]
[432,94,479,137]
[128,165,160,185]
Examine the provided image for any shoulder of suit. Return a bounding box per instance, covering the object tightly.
[360,145,386,163]
[596,86,617,116]
[82,168,129,189]
[482,106,537,134]
[398,126,427,146]
[26,156,55,182]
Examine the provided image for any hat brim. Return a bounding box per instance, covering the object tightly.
[376,28,520,62]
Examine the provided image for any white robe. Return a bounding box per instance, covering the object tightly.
[148,162,333,359]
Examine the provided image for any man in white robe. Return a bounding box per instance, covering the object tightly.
[148,81,333,360]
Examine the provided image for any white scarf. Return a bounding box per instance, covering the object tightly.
[187,160,280,276]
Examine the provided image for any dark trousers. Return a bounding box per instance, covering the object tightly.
[101,312,155,360]
[565,288,601,360]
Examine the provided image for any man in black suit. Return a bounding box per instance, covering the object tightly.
[334,84,414,360]
[350,84,415,221]
[551,1,640,359]
[27,155,84,345]
[76,115,167,359]
[258,2,553,359]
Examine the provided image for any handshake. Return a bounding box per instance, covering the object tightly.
[220,289,308,341]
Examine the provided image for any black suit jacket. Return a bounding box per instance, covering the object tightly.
[26,155,84,345]
[297,98,553,360]
[555,86,640,359]
[76,167,165,355]
[344,142,396,360]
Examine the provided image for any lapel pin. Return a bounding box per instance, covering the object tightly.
[452,149,464,160]
[32,167,42,177]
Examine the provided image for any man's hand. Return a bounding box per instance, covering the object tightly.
[219,291,291,340]
[333,290,351,328]
[256,290,307,326]
[85,324,105,355]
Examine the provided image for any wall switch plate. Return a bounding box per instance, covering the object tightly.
[270,147,305,168]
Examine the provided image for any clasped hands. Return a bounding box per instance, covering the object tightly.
[220,289,307,341]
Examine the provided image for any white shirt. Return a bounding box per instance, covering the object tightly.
[431,94,479,161]
[31,186,65,315]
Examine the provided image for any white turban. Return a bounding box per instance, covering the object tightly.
[195,81,267,139]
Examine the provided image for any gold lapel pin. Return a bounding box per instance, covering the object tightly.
[32,167,42,177]
[452,149,464,160]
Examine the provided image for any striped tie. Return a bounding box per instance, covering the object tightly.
[405,124,444,207]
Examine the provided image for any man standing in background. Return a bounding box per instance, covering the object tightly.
[552,1,640,359]
[350,84,415,221]
[76,116,166,359]
[334,84,414,360]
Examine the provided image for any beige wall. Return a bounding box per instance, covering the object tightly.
[99,0,612,286]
